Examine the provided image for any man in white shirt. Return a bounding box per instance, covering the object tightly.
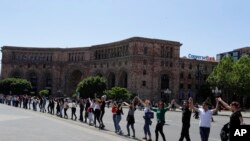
[190,98,219,141]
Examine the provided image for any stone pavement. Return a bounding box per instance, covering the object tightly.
[0,104,135,141]
[1,103,250,141]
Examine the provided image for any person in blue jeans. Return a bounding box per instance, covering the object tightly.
[138,97,152,141]
[111,102,118,132]
[115,103,123,134]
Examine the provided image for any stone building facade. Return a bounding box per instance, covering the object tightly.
[1,37,217,101]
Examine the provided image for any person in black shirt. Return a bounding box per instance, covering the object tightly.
[84,99,90,123]
[218,98,244,126]
[99,95,107,128]
[123,97,137,138]
[51,98,55,115]
[79,99,84,122]
[218,98,244,140]
[174,99,192,141]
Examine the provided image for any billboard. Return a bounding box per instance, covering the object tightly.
[188,54,215,61]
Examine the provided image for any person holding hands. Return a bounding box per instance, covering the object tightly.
[190,97,219,141]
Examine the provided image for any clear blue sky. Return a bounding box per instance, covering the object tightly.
[1,0,250,71]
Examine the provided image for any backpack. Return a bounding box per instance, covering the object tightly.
[145,109,154,119]
[220,123,230,141]
[111,106,117,113]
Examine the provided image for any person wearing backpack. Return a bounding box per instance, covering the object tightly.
[115,103,124,135]
[137,97,152,141]
[218,98,245,141]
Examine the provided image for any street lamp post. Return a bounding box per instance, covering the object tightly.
[212,87,222,97]
[57,90,61,97]
[24,88,28,95]
[164,88,172,103]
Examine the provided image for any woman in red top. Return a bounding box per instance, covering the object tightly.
[111,102,118,132]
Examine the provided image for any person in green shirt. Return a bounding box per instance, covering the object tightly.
[150,100,174,141]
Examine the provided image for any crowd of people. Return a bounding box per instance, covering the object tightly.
[0,94,246,141]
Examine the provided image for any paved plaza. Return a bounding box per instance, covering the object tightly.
[0,103,249,141]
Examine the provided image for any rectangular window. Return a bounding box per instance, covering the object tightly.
[233,51,238,56]
[180,73,184,79]
[179,83,184,89]
[161,61,164,66]
[144,47,148,55]
[142,81,146,86]
[170,62,173,67]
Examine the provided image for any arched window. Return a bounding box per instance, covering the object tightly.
[10,70,22,78]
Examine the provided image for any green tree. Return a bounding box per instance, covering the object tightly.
[76,76,107,98]
[207,55,250,104]
[207,56,234,89]
[0,78,32,95]
[104,86,131,101]
[231,55,250,95]
[39,89,49,97]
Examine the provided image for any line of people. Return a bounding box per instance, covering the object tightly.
[111,96,245,141]
[0,94,116,130]
[0,94,246,141]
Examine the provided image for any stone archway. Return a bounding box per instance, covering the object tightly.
[118,71,128,88]
[9,70,22,78]
[43,72,52,95]
[93,70,103,77]
[27,71,38,94]
[107,72,116,89]
[70,70,83,89]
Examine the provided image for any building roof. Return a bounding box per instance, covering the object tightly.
[1,36,182,50]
